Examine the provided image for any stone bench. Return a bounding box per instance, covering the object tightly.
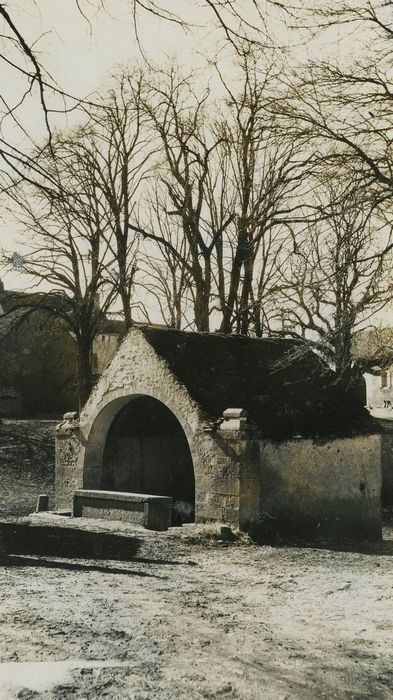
[73,489,172,531]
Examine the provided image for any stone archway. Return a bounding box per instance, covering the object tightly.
[83,394,195,524]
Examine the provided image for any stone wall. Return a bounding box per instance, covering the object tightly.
[246,434,382,541]
[372,418,393,505]
[381,432,393,505]
[55,413,83,510]
[0,387,22,418]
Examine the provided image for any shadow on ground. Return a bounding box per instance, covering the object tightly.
[264,537,393,556]
[0,554,170,578]
[0,522,141,561]
[247,507,393,556]
[252,529,393,556]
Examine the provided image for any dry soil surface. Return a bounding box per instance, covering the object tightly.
[0,516,392,700]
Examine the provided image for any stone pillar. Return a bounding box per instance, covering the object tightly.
[201,408,258,529]
[55,412,82,511]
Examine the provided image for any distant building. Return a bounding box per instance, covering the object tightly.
[353,327,393,408]
[91,319,123,378]
[352,327,393,506]
[365,371,393,409]
[0,280,124,416]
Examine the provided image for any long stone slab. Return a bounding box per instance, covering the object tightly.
[73,489,172,531]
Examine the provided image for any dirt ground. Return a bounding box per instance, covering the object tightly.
[1,420,393,699]
[0,515,392,700]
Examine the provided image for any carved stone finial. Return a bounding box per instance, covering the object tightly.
[219,408,256,433]
[56,411,80,435]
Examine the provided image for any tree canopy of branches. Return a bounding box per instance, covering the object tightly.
[78,73,151,328]
[133,50,309,334]
[275,1,393,211]
[276,178,393,387]
[1,70,154,405]
[2,132,122,407]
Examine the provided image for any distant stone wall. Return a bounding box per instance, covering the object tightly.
[0,387,22,418]
[381,432,393,505]
[371,418,393,505]
[244,434,382,541]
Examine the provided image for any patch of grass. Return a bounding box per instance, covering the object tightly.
[0,420,56,517]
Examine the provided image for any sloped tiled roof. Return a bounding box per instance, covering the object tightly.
[140,326,377,440]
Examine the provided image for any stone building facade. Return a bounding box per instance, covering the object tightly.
[0,280,123,415]
[365,371,393,409]
[56,327,382,541]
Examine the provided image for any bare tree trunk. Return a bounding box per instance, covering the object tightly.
[192,257,211,332]
[220,238,247,334]
[77,336,94,409]
[239,244,255,334]
[194,294,210,332]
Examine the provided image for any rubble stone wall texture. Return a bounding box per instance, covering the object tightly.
[0,390,22,418]
[55,418,82,510]
[381,434,393,505]
[56,328,242,525]
[372,418,393,505]
[251,434,382,540]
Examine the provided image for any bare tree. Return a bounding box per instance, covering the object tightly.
[137,66,234,331]
[210,48,311,335]
[276,178,393,387]
[301,1,393,48]
[274,1,393,214]
[78,73,152,328]
[2,133,119,407]
[0,0,303,193]
[88,0,298,48]
[137,199,193,329]
[261,1,393,382]
[124,51,311,335]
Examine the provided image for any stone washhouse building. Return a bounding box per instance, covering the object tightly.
[56,327,382,541]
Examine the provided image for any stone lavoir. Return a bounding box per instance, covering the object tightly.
[56,326,382,541]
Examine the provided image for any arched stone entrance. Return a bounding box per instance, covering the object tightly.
[83,394,195,525]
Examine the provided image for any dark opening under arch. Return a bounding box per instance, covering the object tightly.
[100,395,195,525]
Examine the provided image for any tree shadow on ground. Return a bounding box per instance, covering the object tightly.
[0,522,142,561]
[252,532,393,556]
[0,554,168,578]
[0,521,198,569]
